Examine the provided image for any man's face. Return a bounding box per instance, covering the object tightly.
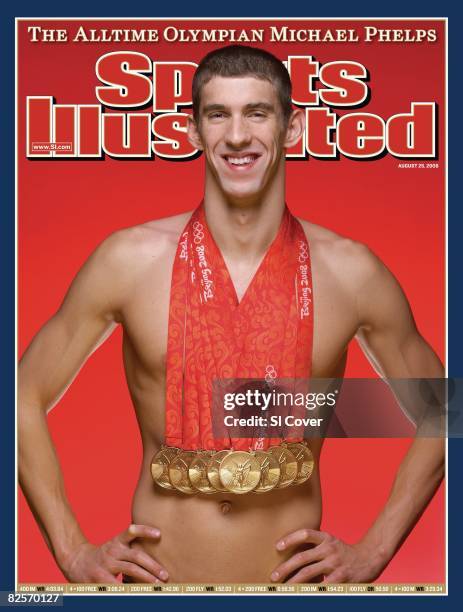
[191,76,289,202]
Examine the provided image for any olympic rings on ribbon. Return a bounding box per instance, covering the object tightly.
[193,221,204,244]
[298,240,309,263]
[265,364,277,385]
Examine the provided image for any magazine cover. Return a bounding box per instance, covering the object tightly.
[13,13,449,602]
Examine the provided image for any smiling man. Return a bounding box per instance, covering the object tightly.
[19,45,444,585]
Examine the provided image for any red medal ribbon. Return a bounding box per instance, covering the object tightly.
[165,203,313,450]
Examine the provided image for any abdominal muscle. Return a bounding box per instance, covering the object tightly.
[128,450,322,583]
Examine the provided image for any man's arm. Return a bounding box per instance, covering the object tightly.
[271,242,445,583]
[19,231,168,583]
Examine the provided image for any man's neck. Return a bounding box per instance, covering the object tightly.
[203,186,287,263]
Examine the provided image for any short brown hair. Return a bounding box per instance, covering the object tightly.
[192,45,293,124]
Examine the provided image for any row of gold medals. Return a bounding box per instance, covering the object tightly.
[151,442,314,494]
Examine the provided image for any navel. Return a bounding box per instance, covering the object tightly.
[219,500,232,515]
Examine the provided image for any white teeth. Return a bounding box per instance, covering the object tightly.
[227,155,255,165]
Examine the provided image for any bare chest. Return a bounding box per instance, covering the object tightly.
[121,250,358,384]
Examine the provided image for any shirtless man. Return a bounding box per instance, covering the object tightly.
[18,45,444,585]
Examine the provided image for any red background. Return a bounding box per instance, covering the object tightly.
[17,19,446,583]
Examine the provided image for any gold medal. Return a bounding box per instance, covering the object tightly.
[150,446,180,490]
[188,451,216,494]
[206,450,232,492]
[168,451,197,494]
[252,451,281,493]
[287,442,315,485]
[269,445,298,488]
[150,442,315,495]
[219,451,261,494]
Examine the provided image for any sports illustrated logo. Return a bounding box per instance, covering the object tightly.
[26,53,438,161]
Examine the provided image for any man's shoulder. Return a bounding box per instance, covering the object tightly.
[79,211,194,290]
[98,211,194,263]
[296,216,384,288]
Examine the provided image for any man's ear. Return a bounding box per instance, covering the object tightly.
[284,108,305,149]
[187,115,204,151]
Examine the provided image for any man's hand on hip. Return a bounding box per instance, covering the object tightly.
[59,524,169,583]
[270,528,387,584]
